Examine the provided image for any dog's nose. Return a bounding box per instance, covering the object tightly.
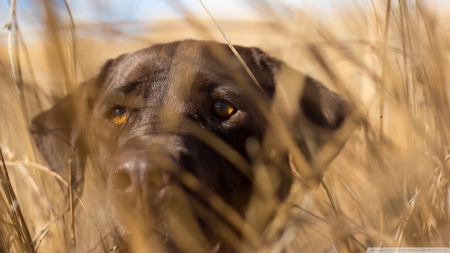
[110,151,173,204]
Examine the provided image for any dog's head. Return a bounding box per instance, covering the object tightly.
[30,40,351,252]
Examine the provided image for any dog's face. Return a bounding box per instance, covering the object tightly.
[31,40,350,252]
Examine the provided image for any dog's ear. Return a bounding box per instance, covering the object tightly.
[277,64,351,155]
[30,59,114,195]
[240,47,352,159]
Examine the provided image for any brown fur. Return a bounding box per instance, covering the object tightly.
[30,40,350,253]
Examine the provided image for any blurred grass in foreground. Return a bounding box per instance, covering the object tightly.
[1,0,450,252]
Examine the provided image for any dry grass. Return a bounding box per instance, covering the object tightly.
[1,0,450,252]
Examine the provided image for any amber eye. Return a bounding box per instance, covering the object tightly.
[212,100,236,119]
[111,107,127,125]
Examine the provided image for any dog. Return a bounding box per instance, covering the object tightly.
[30,40,351,253]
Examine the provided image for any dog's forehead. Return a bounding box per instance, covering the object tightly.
[107,40,239,91]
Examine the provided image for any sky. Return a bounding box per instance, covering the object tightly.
[0,0,363,27]
[0,0,366,45]
[1,0,449,37]
[68,0,366,22]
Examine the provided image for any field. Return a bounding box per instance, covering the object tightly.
[1,1,450,252]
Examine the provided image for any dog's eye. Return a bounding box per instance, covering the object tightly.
[111,107,127,125]
[212,100,236,119]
